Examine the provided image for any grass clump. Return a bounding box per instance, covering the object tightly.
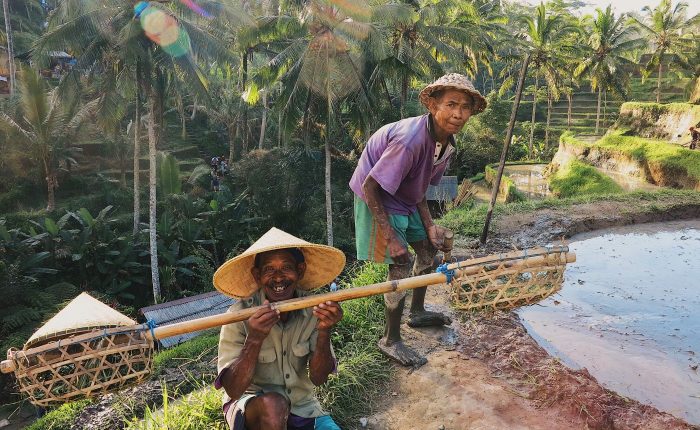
[549,160,623,198]
[25,399,92,430]
[152,331,219,375]
[127,384,226,430]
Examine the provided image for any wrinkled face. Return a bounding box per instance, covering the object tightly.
[251,250,306,302]
[428,89,474,136]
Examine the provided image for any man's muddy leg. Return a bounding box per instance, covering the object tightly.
[378,261,427,367]
[407,239,452,328]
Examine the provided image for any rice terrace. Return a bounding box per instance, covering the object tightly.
[0,0,699,429]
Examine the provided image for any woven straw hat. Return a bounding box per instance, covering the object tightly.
[24,292,136,349]
[213,227,346,298]
[419,73,487,114]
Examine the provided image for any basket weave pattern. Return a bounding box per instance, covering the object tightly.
[450,252,567,311]
[12,330,153,407]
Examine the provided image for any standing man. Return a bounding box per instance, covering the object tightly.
[214,227,346,430]
[690,125,699,150]
[349,74,486,366]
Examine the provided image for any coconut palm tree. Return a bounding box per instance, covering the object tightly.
[262,0,393,245]
[0,69,98,211]
[631,0,696,103]
[34,0,246,302]
[379,0,483,117]
[575,6,641,133]
[521,2,577,155]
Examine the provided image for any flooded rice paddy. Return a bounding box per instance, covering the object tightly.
[518,220,700,424]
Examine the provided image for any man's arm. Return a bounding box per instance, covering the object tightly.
[219,302,279,400]
[361,175,410,264]
[309,301,343,385]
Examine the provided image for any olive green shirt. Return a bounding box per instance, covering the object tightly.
[217,289,335,418]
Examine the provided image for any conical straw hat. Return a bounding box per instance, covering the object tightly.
[213,227,346,298]
[419,73,487,114]
[24,292,135,349]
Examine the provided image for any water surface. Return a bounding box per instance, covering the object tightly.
[518,220,700,424]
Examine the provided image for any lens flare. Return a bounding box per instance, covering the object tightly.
[179,0,212,18]
[136,3,191,58]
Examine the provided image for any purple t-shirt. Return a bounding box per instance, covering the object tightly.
[349,114,454,215]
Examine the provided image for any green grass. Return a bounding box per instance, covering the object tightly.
[25,400,93,430]
[152,330,220,375]
[561,131,700,184]
[127,385,226,430]
[549,160,623,198]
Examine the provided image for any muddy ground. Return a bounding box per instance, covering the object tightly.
[364,197,700,430]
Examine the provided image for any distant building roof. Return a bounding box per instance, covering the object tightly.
[140,291,236,348]
[48,51,73,59]
[426,175,458,201]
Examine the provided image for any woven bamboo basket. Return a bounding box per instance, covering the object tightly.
[449,246,571,311]
[10,329,153,407]
[4,293,154,407]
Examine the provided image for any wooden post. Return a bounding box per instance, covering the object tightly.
[481,54,531,245]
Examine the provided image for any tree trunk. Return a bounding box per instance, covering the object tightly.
[133,88,141,236]
[45,165,57,212]
[258,90,267,150]
[148,93,161,303]
[656,61,662,104]
[3,0,16,95]
[228,123,237,162]
[400,73,408,119]
[545,90,552,149]
[529,72,538,159]
[595,86,602,134]
[603,90,607,129]
[567,92,572,129]
[278,111,283,148]
[325,123,333,246]
[241,51,249,154]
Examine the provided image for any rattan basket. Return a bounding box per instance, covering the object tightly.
[450,247,569,311]
[10,328,153,407]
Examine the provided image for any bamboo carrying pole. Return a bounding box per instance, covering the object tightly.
[1,246,575,374]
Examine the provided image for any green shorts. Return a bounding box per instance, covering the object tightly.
[354,195,427,264]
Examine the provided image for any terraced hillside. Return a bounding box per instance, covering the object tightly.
[517,76,691,137]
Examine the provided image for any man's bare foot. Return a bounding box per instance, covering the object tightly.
[378,337,427,367]
[407,310,452,328]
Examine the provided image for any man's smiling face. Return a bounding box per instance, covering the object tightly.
[251,249,306,302]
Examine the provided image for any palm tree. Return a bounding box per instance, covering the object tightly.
[380,0,481,117]
[35,0,246,302]
[263,0,389,245]
[0,69,98,211]
[2,0,16,94]
[631,0,695,103]
[521,2,577,155]
[576,6,641,133]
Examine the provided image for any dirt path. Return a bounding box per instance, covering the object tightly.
[364,198,700,430]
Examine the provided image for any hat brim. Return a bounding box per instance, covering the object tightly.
[419,84,487,114]
[213,243,346,299]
